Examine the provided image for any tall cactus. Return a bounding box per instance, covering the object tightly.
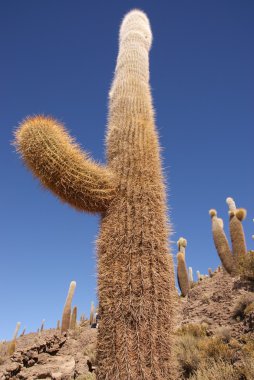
[177,238,189,296]
[15,9,176,379]
[61,281,76,333]
[209,209,234,274]
[226,197,247,260]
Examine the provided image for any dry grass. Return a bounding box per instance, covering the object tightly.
[189,360,237,380]
[176,323,208,338]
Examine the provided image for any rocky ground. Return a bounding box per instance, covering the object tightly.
[180,270,254,339]
[1,270,253,379]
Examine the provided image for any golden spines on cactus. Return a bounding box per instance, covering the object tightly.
[15,9,176,380]
[15,116,116,213]
[209,209,234,274]
[61,281,76,333]
[177,252,189,296]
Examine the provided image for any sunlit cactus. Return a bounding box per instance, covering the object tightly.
[8,322,21,356]
[188,267,193,284]
[197,270,201,281]
[61,281,76,333]
[177,239,189,297]
[70,306,77,330]
[209,209,234,274]
[226,197,247,261]
[89,301,95,326]
[14,9,176,379]
[57,320,60,330]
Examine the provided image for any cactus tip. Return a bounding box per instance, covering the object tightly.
[209,209,217,218]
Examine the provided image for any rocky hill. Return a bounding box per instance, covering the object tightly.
[1,270,254,380]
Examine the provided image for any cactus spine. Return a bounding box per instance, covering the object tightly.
[8,322,21,356]
[15,9,176,379]
[61,281,76,333]
[70,306,77,330]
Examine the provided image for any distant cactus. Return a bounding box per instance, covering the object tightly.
[209,209,234,274]
[208,268,213,277]
[20,328,26,337]
[40,319,45,332]
[89,301,95,326]
[15,9,176,379]
[197,271,201,281]
[61,281,76,333]
[57,320,60,330]
[209,198,247,276]
[8,322,21,356]
[226,198,247,261]
[177,239,189,297]
[70,306,77,330]
[188,267,193,284]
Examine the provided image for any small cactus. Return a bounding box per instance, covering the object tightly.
[20,328,26,337]
[70,306,77,330]
[40,319,45,332]
[197,270,201,281]
[61,281,76,333]
[208,268,213,277]
[8,322,21,356]
[188,267,193,284]
[57,320,60,330]
[89,301,95,326]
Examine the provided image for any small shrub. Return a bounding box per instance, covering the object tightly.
[214,326,231,343]
[198,337,233,363]
[237,355,254,380]
[83,343,96,365]
[232,294,254,320]
[176,323,208,338]
[189,359,237,380]
[175,334,201,377]
[244,302,254,316]
[75,374,95,380]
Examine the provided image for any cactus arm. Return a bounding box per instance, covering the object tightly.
[15,116,116,213]
[209,209,234,274]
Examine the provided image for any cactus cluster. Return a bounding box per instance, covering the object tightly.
[209,197,247,275]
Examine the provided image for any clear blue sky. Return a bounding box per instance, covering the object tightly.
[1,1,253,340]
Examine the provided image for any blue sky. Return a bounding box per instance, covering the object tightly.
[1,1,253,340]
